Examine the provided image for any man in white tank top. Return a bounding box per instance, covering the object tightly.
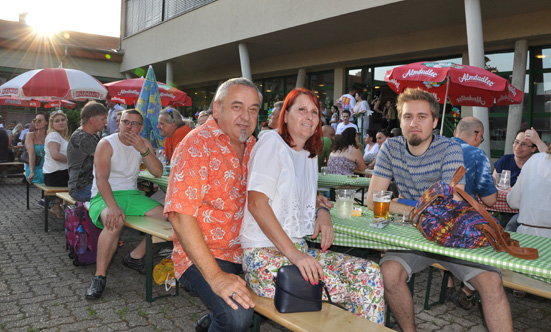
[85,110,166,300]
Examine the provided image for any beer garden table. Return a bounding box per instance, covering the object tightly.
[138,171,169,192]
[318,173,371,205]
[311,206,551,284]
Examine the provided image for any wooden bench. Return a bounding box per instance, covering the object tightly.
[33,183,69,232]
[55,192,176,303]
[248,287,392,332]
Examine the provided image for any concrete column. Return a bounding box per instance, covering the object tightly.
[334,67,345,101]
[295,68,306,88]
[464,0,490,156]
[505,40,528,154]
[166,62,173,86]
[238,43,252,81]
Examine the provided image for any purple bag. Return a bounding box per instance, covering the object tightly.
[65,202,102,265]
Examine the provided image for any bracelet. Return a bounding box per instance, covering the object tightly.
[315,206,330,219]
[140,148,150,157]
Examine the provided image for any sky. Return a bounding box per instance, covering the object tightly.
[0,0,121,37]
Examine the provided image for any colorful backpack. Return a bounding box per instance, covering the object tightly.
[64,202,102,265]
[409,166,538,259]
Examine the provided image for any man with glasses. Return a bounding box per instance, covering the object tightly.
[493,130,538,187]
[157,107,191,162]
[85,110,166,300]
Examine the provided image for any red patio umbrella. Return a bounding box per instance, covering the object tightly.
[384,61,523,134]
[105,78,191,107]
[33,97,76,109]
[0,68,107,100]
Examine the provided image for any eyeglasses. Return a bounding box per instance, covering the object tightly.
[51,110,65,116]
[120,119,142,127]
[32,119,44,123]
[474,130,484,143]
[166,108,175,121]
[513,140,534,148]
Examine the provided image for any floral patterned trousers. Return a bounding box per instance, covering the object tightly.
[242,240,385,325]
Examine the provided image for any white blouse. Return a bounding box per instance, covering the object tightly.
[240,131,318,248]
[507,152,551,238]
[43,132,68,174]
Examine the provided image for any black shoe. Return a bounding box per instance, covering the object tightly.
[195,314,211,332]
[122,253,146,275]
[450,289,474,310]
[85,275,106,300]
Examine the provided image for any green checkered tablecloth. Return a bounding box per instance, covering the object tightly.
[317,173,370,188]
[312,206,551,283]
[139,171,169,191]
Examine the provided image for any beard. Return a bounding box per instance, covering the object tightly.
[239,129,248,143]
[408,135,423,146]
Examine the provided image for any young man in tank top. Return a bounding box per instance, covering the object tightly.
[85,110,166,300]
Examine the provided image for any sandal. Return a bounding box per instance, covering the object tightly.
[49,206,64,219]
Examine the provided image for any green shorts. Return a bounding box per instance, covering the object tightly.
[89,190,161,229]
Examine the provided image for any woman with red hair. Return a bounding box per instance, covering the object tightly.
[240,88,385,324]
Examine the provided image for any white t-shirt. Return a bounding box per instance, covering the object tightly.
[363,143,380,163]
[240,131,318,248]
[43,132,68,174]
[336,122,358,135]
[507,152,551,238]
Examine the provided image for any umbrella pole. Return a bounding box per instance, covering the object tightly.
[439,73,451,136]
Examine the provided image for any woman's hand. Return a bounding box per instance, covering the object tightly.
[311,208,334,251]
[27,170,34,184]
[287,250,324,285]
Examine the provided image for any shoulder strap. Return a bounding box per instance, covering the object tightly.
[450,166,465,187]
[454,186,538,260]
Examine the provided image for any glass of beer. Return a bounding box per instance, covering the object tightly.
[373,191,392,219]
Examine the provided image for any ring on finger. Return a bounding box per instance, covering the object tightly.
[230,291,236,299]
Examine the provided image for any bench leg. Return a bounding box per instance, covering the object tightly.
[44,195,50,232]
[251,312,262,332]
[424,266,451,310]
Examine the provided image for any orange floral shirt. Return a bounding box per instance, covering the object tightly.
[164,117,255,279]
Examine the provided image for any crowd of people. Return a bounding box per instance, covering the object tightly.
[1,77,549,332]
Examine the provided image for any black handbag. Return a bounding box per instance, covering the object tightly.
[19,147,42,166]
[274,264,340,313]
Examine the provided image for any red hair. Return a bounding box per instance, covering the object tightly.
[278,88,323,158]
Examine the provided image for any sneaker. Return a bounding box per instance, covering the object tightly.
[449,288,474,310]
[195,313,212,332]
[122,253,146,275]
[158,248,173,258]
[37,198,45,207]
[85,275,106,300]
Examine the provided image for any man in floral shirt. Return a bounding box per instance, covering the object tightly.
[164,78,262,332]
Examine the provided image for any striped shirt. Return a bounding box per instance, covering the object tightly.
[374,135,464,200]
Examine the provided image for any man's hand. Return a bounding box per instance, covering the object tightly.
[103,205,125,230]
[208,271,254,310]
[126,132,148,154]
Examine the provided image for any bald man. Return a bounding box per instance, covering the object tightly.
[452,117,497,207]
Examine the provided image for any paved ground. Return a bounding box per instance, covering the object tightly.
[1,176,550,331]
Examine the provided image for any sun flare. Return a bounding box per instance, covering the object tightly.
[25,12,62,36]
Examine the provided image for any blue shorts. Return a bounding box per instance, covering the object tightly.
[89,190,161,229]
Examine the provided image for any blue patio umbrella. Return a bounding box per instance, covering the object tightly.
[135,66,165,149]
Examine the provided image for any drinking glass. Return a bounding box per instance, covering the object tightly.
[373,191,393,219]
[498,170,511,190]
[335,189,355,219]
[321,166,328,176]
